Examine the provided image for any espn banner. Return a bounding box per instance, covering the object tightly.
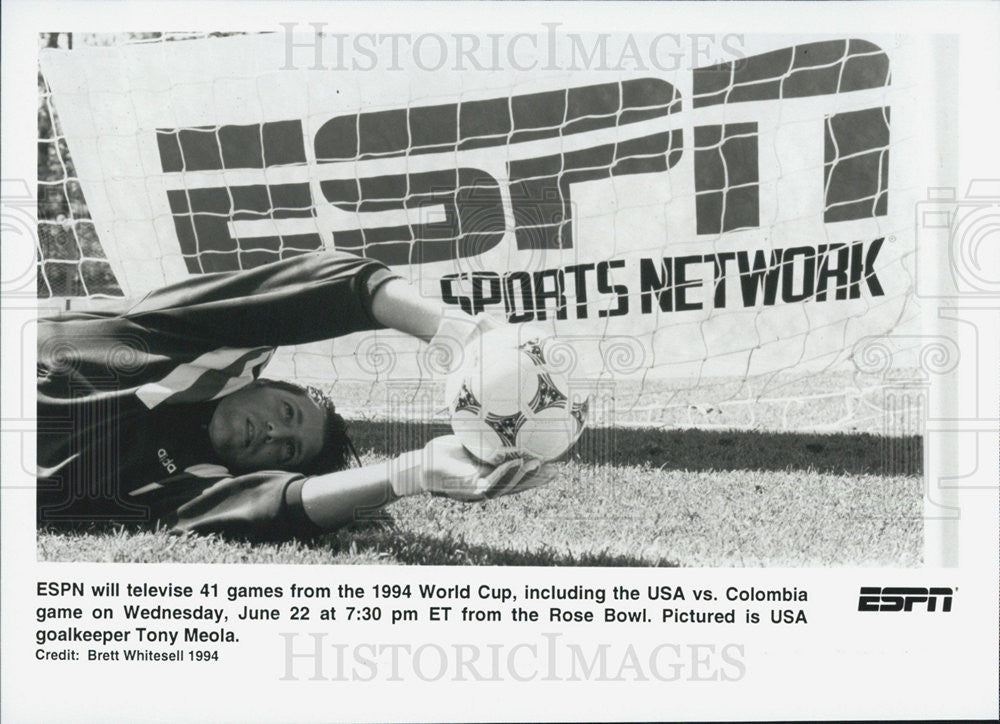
[39,32,941,388]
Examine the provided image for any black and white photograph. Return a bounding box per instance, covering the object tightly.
[3,1,998,721]
[33,28,939,566]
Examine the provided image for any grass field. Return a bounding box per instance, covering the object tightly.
[38,423,923,566]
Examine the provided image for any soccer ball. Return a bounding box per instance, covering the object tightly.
[446,328,589,464]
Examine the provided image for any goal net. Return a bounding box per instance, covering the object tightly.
[37,31,933,433]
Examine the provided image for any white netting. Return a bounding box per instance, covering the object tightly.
[37,32,924,432]
[37,33,257,298]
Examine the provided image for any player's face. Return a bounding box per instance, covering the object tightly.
[208,383,326,473]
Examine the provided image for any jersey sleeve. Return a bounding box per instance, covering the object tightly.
[38,250,401,410]
[121,250,400,348]
[143,471,323,541]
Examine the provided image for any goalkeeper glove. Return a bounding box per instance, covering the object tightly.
[388,435,553,501]
[426,309,500,374]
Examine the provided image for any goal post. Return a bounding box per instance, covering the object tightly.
[37,30,937,433]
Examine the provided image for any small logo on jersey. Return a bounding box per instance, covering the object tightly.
[157,448,177,474]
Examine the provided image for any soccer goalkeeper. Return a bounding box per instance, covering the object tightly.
[37,250,549,540]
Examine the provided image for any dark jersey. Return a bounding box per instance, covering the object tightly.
[37,250,399,540]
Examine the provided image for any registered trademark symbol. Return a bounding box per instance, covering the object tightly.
[886,235,896,243]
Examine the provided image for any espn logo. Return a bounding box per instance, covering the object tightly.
[858,587,954,612]
[155,39,891,273]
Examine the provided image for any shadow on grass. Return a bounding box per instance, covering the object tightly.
[39,520,680,566]
[347,420,922,476]
[327,520,680,567]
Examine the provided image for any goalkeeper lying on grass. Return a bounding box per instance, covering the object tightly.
[37,250,550,540]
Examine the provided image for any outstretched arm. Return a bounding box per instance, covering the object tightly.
[371,276,501,373]
[299,436,551,531]
[299,462,398,530]
[166,436,548,539]
[370,277,444,341]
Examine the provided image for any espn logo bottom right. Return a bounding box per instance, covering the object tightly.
[858,587,954,612]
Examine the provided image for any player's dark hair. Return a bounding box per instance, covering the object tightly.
[256,378,361,475]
